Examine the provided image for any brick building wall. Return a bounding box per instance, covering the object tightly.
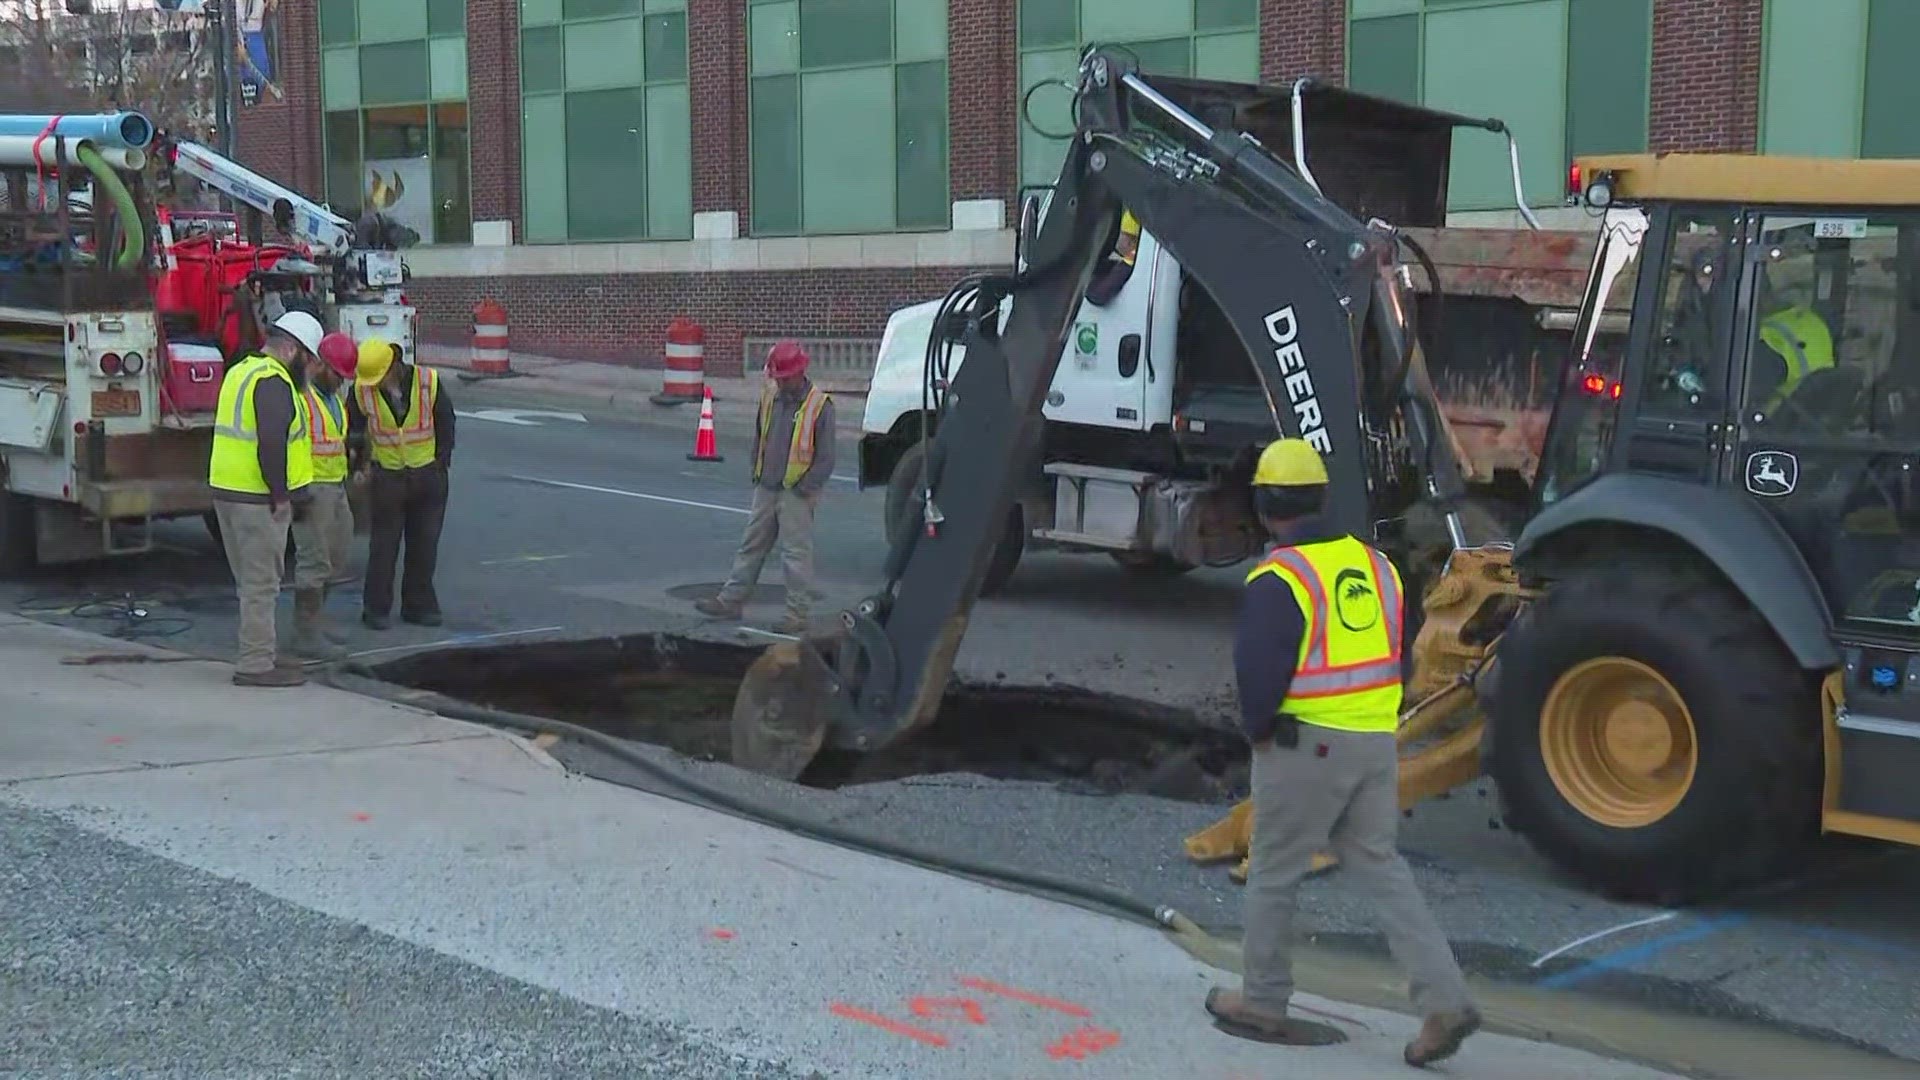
[689,0,749,218]
[464,0,522,230]
[1260,0,1344,86]
[947,0,1018,207]
[1648,0,1764,152]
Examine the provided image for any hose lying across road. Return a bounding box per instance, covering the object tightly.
[324,662,1221,960]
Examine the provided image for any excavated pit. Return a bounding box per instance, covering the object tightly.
[372,633,1249,803]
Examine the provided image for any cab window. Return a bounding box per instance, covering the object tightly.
[1537,207,1647,505]
[1640,210,1738,415]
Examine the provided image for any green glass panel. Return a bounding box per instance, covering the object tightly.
[522,94,569,240]
[799,0,892,69]
[1349,0,1418,14]
[644,13,688,81]
[323,47,361,110]
[1193,31,1257,83]
[1347,13,1419,104]
[565,17,644,89]
[1120,38,1190,77]
[564,0,639,18]
[1019,0,1074,48]
[324,110,364,219]
[1019,47,1078,188]
[320,0,357,46]
[644,0,686,10]
[431,104,471,243]
[751,2,800,75]
[896,60,948,229]
[801,66,894,232]
[361,41,431,104]
[1566,0,1649,156]
[1083,0,1189,43]
[646,83,692,237]
[1761,0,1866,156]
[522,27,564,92]
[429,0,466,35]
[1194,0,1256,32]
[1424,0,1564,209]
[1862,0,1920,157]
[751,74,803,234]
[430,36,468,99]
[357,0,428,43]
[566,88,648,239]
[521,0,563,26]
[896,0,947,62]
[363,106,431,158]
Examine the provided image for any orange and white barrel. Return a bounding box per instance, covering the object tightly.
[655,316,705,404]
[472,299,510,376]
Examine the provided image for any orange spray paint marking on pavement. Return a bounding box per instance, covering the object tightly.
[1044,1025,1121,1061]
[910,997,987,1025]
[351,812,372,822]
[829,1003,951,1047]
[955,977,1093,1018]
[103,736,125,744]
[707,929,737,941]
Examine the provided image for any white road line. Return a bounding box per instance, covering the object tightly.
[510,474,750,516]
[831,474,860,484]
[346,625,565,660]
[1529,911,1679,968]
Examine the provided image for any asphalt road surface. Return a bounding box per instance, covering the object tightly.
[4,379,1918,1070]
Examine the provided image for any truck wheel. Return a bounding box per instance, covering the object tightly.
[1109,551,1194,574]
[1484,567,1821,904]
[885,440,1023,596]
[0,493,39,575]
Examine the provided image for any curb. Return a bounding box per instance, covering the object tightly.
[428,363,869,438]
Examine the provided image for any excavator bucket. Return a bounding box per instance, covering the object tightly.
[731,638,838,781]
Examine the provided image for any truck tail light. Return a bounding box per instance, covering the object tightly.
[121,351,145,375]
[1567,162,1582,200]
[100,352,123,376]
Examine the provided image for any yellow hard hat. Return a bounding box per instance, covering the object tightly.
[1253,438,1328,487]
[356,337,396,385]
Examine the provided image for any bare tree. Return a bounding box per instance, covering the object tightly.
[0,0,214,138]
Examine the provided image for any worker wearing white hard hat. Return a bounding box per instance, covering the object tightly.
[207,309,322,686]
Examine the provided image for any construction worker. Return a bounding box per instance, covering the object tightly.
[694,340,834,635]
[285,331,360,660]
[208,310,320,687]
[1205,438,1479,1067]
[1085,207,1140,306]
[350,338,455,630]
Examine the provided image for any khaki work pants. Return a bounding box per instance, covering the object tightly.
[215,499,293,675]
[716,486,816,617]
[1242,725,1473,1016]
[291,481,354,590]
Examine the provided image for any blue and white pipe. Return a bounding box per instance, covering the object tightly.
[0,136,145,172]
[0,111,155,150]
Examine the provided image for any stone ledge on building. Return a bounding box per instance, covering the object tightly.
[401,229,1017,279]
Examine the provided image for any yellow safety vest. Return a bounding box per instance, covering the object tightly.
[358,365,440,470]
[300,384,350,484]
[1246,536,1405,733]
[754,383,830,489]
[1759,304,1834,409]
[1117,209,1140,267]
[208,353,312,496]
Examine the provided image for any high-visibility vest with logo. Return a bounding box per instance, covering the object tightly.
[1116,209,1140,267]
[1760,304,1834,409]
[300,384,350,483]
[358,365,440,470]
[209,353,312,496]
[1246,536,1405,733]
[754,383,830,488]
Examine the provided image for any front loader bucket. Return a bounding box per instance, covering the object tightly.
[730,638,837,780]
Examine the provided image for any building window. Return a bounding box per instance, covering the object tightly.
[1762,0,1920,158]
[319,0,472,244]
[520,0,692,241]
[1347,0,1651,212]
[1017,0,1259,188]
[747,0,950,236]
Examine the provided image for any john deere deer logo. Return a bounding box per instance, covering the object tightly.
[366,169,406,213]
[1332,567,1380,633]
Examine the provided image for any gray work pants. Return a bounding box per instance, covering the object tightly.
[1242,725,1473,1016]
[717,486,816,616]
[216,499,293,675]
[291,481,353,590]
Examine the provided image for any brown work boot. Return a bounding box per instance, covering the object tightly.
[771,612,809,636]
[694,595,743,621]
[1203,988,1348,1046]
[1404,1006,1481,1067]
[288,589,347,661]
[233,666,307,687]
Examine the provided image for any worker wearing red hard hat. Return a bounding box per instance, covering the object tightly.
[695,339,835,635]
[284,330,361,660]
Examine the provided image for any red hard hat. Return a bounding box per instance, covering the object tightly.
[766,339,809,379]
[317,332,358,379]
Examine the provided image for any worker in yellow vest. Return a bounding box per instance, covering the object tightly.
[285,331,361,660]
[349,338,456,630]
[208,310,321,686]
[1204,439,1478,1067]
[695,340,834,635]
[1085,207,1140,306]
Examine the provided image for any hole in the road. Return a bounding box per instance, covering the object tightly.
[372,633,1248,803]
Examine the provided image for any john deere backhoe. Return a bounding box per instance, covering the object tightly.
[732,48,1920,904]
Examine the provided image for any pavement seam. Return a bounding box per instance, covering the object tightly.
[0,732,495,788]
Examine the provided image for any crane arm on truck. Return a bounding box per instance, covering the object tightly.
[159,138,355,256]
[730,48,1493,778]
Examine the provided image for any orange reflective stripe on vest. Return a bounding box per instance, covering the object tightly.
[359,366,439,469]
[1247,536,1405,732]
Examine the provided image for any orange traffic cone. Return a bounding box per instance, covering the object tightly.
[687,385,724,462]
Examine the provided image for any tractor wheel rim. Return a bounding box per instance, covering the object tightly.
[1540,657,1698,828]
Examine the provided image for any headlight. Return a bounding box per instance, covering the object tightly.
[120,351,145,375]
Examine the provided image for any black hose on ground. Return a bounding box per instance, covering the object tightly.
[324,662,1214,947]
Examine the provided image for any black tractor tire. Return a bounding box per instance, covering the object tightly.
[0,493,39,575]
[885,440,1023,596]
[1483,566,1823,904]
[1109,551,1195,574]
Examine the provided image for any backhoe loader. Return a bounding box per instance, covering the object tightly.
[731,48,1920,904]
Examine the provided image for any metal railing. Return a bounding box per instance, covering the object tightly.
[742,335,882,393]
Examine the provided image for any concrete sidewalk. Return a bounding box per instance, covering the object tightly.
[0,613,1680,1080]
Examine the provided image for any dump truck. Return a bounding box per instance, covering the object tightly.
[733,50,1920,904]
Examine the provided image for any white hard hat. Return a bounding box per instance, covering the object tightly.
[271,310,325,356]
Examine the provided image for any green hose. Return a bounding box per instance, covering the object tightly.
[75,144,144,270]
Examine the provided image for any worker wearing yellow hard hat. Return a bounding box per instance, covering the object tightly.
[345,337,456,631]
[1205,438,1479,1067]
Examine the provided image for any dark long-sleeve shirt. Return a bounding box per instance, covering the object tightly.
[251,376,295,505]
[345,364,456,469]
[1233,521,1341,743]
[753,379,834,497]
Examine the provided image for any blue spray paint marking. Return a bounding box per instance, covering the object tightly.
[1539,914,1749,989]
